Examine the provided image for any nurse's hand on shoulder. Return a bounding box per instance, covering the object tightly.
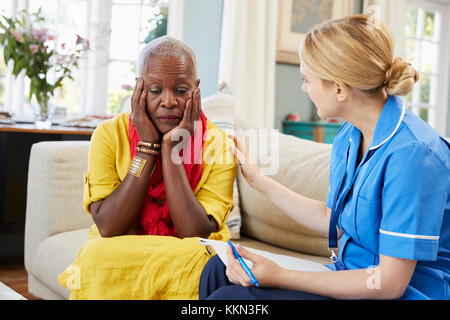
[225,244,281,288]
[228,134,262,190]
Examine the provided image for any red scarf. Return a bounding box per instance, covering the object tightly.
[128,112,208,237]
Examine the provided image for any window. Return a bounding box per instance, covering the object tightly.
[0,0,170,120]
[107,0,168,114]
[404,0,450,135]
[0,1,12,111]
[26,0,89,119]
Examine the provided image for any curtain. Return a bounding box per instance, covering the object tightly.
[363,0,407,59]
[218,0,278,129]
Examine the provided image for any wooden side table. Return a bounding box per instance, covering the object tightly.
[0,123,94,257]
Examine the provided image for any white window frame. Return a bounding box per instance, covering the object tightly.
[1,0,182,119]
[3,0,28,118]
[407,0,450,136]
[167,0,184,39]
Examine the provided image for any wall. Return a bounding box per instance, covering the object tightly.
[274,0,363,130]
[274,63,313,129]
[181,0,450,135]
[182,0,224,98]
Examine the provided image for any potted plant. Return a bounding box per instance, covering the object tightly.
[0,8,89,128]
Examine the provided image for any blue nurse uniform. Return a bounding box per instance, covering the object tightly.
[199,95,449,300]
[327,95,449,299]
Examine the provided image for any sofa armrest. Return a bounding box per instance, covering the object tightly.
[25,141,93,273]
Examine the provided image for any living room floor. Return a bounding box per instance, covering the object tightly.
[0,257,37,300]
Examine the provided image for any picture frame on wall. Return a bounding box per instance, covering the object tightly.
[277,0,355,65]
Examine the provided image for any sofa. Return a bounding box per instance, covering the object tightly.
[24,82,334,299]
[24,123,332,299]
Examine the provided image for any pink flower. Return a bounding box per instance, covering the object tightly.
[56,55,67,66]
[75,34,84,44]
[10,29,24,43]
[122,84,132,91]
[32,28,48,41]
[29,44,39,54]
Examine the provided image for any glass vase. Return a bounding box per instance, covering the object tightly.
[32,100,54,129]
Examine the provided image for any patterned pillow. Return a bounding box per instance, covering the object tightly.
[202,82,241,239]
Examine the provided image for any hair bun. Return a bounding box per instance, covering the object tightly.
[385,57,419,96]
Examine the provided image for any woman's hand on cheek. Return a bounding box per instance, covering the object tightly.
[131,78,160,143]
[162,88,201,150]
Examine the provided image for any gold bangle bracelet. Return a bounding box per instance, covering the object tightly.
[138,141,161,150]
[136,146,160,156]
[128,155,147,178]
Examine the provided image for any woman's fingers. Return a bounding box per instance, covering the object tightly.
[181,98,192,128]
[228,134,251,165]
[230,144,246,165]
[193,88,201,121]
[236,244,261,264]
[138,85,147,115]
[180,88,200,134]
[228,134,249,158]
[132,78,144,112]
[226,245,252,286]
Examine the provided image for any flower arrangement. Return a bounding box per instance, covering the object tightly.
[0,8,89,126]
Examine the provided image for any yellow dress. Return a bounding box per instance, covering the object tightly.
[58,112,236,299]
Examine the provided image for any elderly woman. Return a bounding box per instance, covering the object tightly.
[58,36,236,299]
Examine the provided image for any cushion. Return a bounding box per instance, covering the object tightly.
[237,131,333,257]
[32,228,90,300]
[202,82,241,239]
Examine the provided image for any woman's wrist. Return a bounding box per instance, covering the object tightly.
[252,172,269,192]
[161,143,183,166]
[136,151,157,160]
[140,135,161,144]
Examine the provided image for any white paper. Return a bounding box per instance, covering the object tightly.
[199,238,331,272]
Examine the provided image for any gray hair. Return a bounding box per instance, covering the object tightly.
[137,35,198,78]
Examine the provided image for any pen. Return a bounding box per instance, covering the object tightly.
[227,241,260,287]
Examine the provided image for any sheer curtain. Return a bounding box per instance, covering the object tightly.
[218,0,278,129]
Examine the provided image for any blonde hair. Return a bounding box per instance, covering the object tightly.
[300,14,419,96]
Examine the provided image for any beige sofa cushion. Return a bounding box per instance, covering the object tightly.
[202,82,242,239]
[238,132,332,257]
[33,228,90,299]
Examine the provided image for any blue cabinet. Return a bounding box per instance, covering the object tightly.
[282,121,343,144]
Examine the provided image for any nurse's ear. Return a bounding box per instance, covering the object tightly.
[335,82,349,103]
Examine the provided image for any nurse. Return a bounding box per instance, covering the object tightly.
[199,14,450,300]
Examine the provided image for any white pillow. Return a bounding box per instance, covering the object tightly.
[202,82,241,239]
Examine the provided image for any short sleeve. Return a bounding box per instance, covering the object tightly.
[83,122,121,214]
[379,142,449,260]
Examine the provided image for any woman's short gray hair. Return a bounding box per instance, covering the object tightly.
[137,35,198,78]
